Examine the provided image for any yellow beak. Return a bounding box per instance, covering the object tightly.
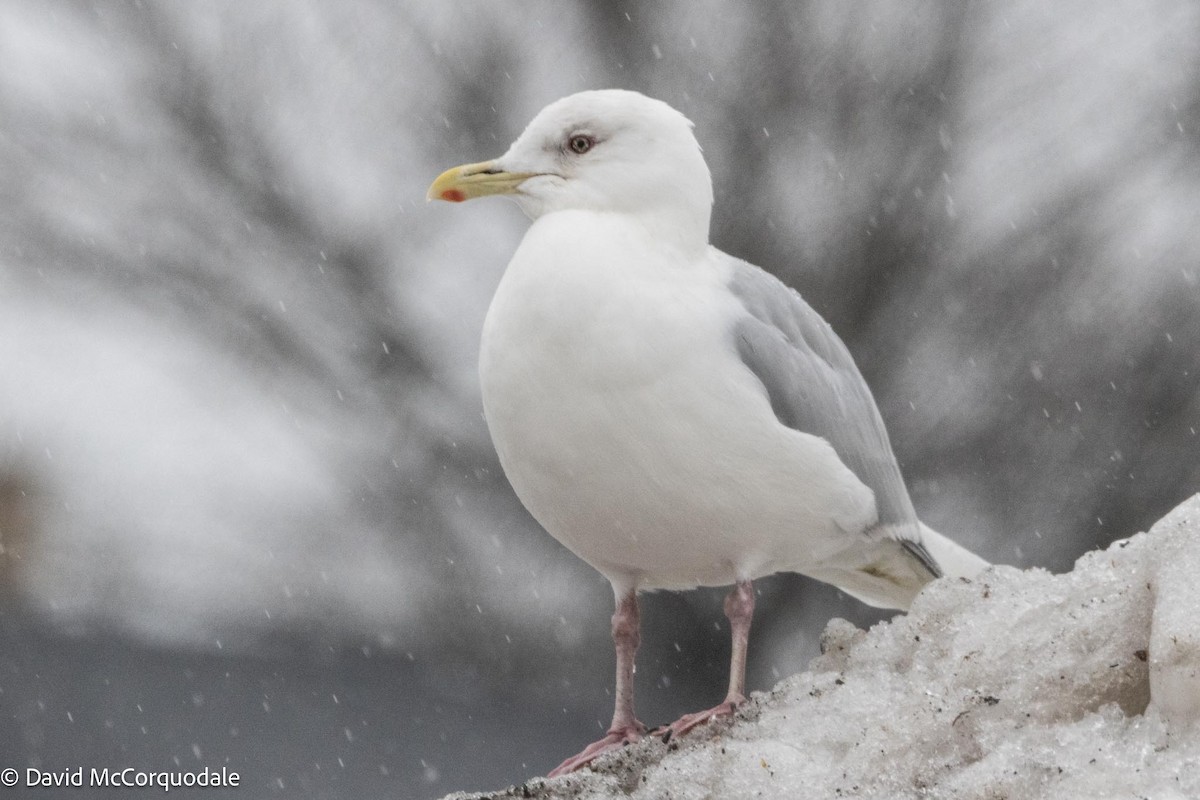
[426,160,540,203]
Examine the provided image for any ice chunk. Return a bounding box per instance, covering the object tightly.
[1145,498,1200,732]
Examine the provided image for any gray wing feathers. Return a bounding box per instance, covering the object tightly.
[725,255,927,556]
[901,539,942,579]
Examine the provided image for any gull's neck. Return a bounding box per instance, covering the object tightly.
[628,203,711,260]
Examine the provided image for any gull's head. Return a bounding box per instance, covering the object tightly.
[428,90,714,242]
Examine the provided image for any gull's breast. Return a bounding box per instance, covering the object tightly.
[478,213,876,589]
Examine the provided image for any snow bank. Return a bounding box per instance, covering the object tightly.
[445,493,1200,800]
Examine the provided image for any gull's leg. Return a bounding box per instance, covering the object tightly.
[665,579,755,738]
[548,589,647,777]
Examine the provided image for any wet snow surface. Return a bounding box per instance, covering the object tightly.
[446,494,1200,800]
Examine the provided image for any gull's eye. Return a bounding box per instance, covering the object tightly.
[567,134,595,155]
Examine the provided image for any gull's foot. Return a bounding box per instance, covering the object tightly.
[661,695,744,741]
[547,723,646,777]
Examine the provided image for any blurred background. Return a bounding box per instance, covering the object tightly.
[1,1,1198,797]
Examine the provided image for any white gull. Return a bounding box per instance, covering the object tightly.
[428,89,987,776]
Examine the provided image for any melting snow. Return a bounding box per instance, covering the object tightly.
[445,493,1200,799]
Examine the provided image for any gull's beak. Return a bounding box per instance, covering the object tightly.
[426,159,540,203]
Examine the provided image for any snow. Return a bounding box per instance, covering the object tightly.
[444,494,1200,799]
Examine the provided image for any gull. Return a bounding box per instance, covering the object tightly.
[427,89,988,776]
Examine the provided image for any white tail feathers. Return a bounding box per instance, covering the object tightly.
[918,521,989,580]
[808,521,990,612]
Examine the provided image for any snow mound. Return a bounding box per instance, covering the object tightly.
[444,494,1200,800]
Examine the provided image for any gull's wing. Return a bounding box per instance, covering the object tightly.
[722,252,939,577]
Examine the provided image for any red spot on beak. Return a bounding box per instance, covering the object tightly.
[441,189,466,203]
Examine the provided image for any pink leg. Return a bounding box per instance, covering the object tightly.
[548,589,647,777]
[666,579,755,738]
